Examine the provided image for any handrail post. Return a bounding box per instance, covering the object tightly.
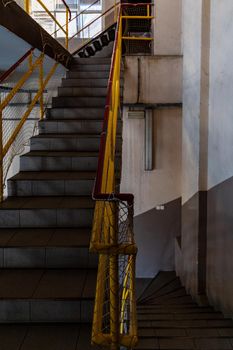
[109,201,119,350]
[66,8,69,50]
[39,55,44,119]
[0,108,3,202]
[24,0,30,14]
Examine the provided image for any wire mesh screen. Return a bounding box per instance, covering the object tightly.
[91,199,137,348]
[91,199,135,250]
[0,51,65,196]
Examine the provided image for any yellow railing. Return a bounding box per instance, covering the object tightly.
[0,50,59,201]
[24,0,71,49]
[90,3,153,350]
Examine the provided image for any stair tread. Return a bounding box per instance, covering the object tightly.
[0,268,96,299]
[0,196,94,209]
[9,171,96,181]
[0,228,91,247]
[32,134,121,139]
[0,323,96,350]
[22,151,99,157]
[138,271,177,302]
[33,134,103,138]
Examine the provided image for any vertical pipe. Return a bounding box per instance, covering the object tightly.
[66,8,69,50]
[145,108,153,171]
[0,108,3,202]
[39,56,44,119]
[109,202,119,350]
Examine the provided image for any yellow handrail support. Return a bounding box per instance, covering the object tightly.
[0,51,58,202]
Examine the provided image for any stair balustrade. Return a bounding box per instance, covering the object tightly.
[0,49,63,201]
[90,3,153,349]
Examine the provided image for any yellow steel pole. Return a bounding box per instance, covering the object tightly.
[0,109,3,202]
[66,8,69,50]
[39,55,44,119]
[24,0,31,14]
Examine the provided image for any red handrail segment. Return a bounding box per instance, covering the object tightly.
[93,2,152,203]
[61,0,72,20]
[93,7,121,197]
[92,5,134,204]
[0,48,34,84]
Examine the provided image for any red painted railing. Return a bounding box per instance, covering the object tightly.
[0,48,34,84]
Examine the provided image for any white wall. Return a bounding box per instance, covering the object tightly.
[206,0,233,318]
[121,108,182,216]
[181,0,202,204]
[207,0,233,190]
[153,0,182,55]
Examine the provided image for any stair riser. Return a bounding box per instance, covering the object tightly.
[52,97,106,108]
[0,300,93,323]
[20,156,98,172]
[47,108,105,120]
[72,58,111,65]
[30,137,100,151]
[70,65,111,72]
[62,78,108,87]
[0,208,93,228]
[8,179,94,196]
[66,71,109,79]
[39,120,103,134]
[58,87,107,97]
[0,248,98,268]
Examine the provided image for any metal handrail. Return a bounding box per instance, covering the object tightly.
[24,0,71,49]
[0,48,34,83]
[51,0,101,37]
[90,3,153,349]
[0,50,59,201]
[69,2,119,42]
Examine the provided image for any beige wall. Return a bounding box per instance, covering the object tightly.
[153,0,182,55]
[123,56,182,105]
[121,108,182,216]
[121,0,183,278]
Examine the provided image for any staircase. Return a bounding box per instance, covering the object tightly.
[0,56,115,349]
[136,272,233,350]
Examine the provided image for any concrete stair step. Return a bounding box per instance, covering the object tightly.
[0,246,97,268]
[72,57,111,65]
[30,135,101,152]
[70,64,111,72]
[138,271,177,303]
[66,71,109,79]
[20,151,99,171]
[136,336,233,350]
[0,227,97,268]
[0,324,97,350]
[52,96,106,108]
[46,107,105,120]
[62,78,108,87]
[148,289,192,304]
[141,278,182,304]
[149,295,195,305]
[0,196,94,228]
[138,318,233,329]
[137,306,215,314]
[0,268,96,322]
[30,134,121,152]
[0,228,91,247]
[137,312,225,321]
[58,87,107,97]
[7,171,96,196]
[39,119,104,134]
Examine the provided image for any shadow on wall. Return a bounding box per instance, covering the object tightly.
[135,197,181,278]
